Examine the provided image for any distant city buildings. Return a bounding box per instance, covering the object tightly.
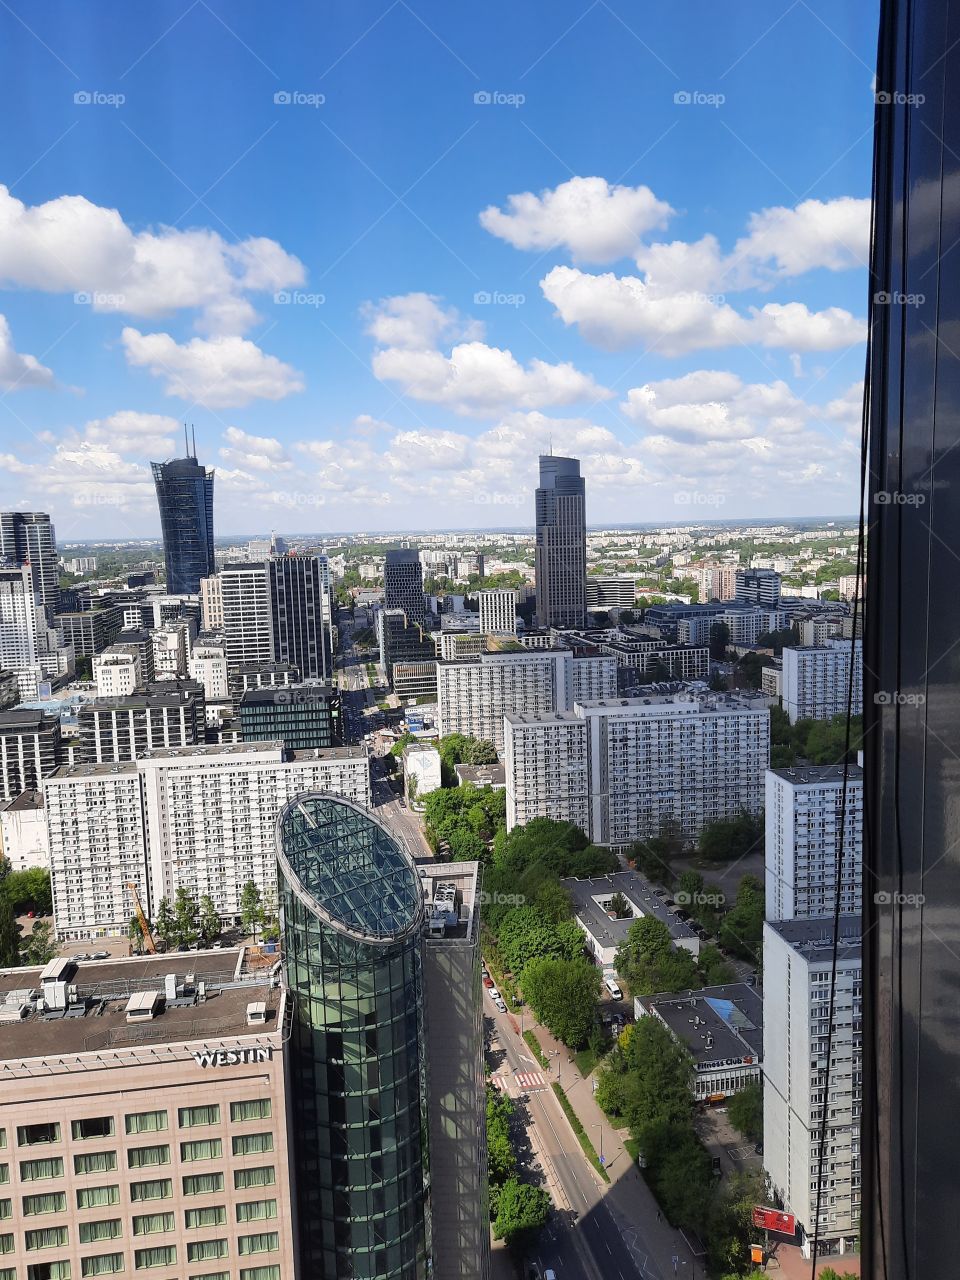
[736,567,783,607]
[151,449,216,594]
[0,510,59,619]
[478,587,517,635]
[781,639,863,723]
[585,575,637,612]
[535,454,587,628]
[384,548,427,625]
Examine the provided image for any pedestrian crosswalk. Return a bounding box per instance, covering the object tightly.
[515,1070,546,1091]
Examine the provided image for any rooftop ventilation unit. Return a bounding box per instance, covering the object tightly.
[164,973,177,1001]
[246,1001,267,1026]
[125,990,162,1022]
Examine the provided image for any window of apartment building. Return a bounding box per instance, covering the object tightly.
[238,1233,279,1256]
[236,1200,277,1222]
[132,1212,175,1235]
[180,1139,222,1163]
[74,1152,117,1176]
[186,1240,228,1263]
[234,1167,275,1190]
[129,1179,172,1202]
[18,1124,61,1147]
[127,1145,170,1170]
[231,1133,273,1157]
[133,1246,177,1270]
[0,1238,11,1256]
[230,1100,272,1123]
[78,1222,121,1245]
[25,1226,69,1251]
[124,1111,167,1135]
[239,1268,280,1280]
[178,1106,220,1128]
[184,1205,226,1229]
[27,1264,71,1280]
[71,1119,114,1141]
[20,1159,64,1181]
[182,1172,224,1196]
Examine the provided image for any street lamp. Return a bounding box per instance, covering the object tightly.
[590,1122,604,1165]
[549,1049,561,1083]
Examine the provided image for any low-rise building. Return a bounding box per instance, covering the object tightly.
[561,869,701,969]
[453,763,506,790]
[0,789,48,870]
[402,742,442,809]
[636,983,763,1101]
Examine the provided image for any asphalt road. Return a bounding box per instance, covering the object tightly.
[486,995,663,1280]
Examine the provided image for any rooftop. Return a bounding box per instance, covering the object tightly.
[0,788,43,813]
[0,949,280,1061]
[0,709,59,732]
[642,982,763,1068]
[767,915,862,961]
[454,763,506,788]
[562,870,700,947]
[771,763,864,786]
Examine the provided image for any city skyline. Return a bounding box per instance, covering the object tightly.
[0,1,872,536]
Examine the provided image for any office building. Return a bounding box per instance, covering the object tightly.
[151,450,216,595]
[438,647,573,754]
[0,563,41,699]
[189,635,230,703]
[220,563,273,670]
[535,454,587,628]
[200,573,224,631]
[478,588,517,635]
[0,789,48,871]
[766,765,863,921]
[239,683,340,750]
[505,692,770,844]
[763,916,862,1257]
[277,799,488,1280]
[93,644,145,698]
[736,568,782,607]
[637,983,763,1102]
[151,621,192,679]
[0,950,297,1280]
[392,660,438,702]
[384,548,426,625]
[45,741,371,937]
[54,605,124,657]
[781,640,863,724]
[0,709,62,802]
[377,608,436,689]
[0,510,59,618]
[268,554,330,681]
[228,663,299,702]
[77,684,206,764]
[585,576,637,611]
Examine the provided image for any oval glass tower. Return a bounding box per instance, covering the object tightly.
[276,794,429,1280]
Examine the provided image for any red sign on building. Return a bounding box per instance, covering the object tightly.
[752,1206,796,1234]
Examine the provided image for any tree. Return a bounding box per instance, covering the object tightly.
[198,895,221,946]
[20,919,56,966]
[154,898,175,948]
[719,876,764,961]
[448,829,488,863]
[622,1016,695,1135]
[173,887,198,947]
[0,896,18,967]
[128,915,145,955]
[521,957,601,1048]
[1,867,52,916]
[465,738,498,765]
[497,907,584,977]
[698,945,735,986]
[727,1081,763,1145]
[698,811,764,864]
[240,881,264,941]
[493,1178,551,1245]
[616,916,699,997]
[485,1087,516,1186]
[531,878,573,923]
[608,891,630,919]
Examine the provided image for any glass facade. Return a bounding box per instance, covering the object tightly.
[150,456,215,595]
[277,794,429,1280]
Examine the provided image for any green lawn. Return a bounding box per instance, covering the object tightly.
[551,1083,610,1183]
[523,1030,549,1070]
[574,1048,599,1077]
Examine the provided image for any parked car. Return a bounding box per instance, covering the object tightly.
[487,986,501,1003]
[604,976,623,1000]
[483,976,494,989]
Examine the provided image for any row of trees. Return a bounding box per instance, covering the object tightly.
[615,915,735,996]
[423,782,506,863]
[134,881,278,953]
[627,811,763,885]
[485,1086,551,1247]
[595,1018,768,1276]
[771,706,864,768]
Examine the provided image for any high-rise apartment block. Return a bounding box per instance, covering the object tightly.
[189,634,230,703]
[478,588,517,635]
[765,765,863,921]
[151,452,216,595]
[0,510,59,618]
[199,573,224,630]
[0,709,62,802]
[384,548,427,625]
[535,454,587,628]
[220,563,273,669]
[505,692,770,844]
[736,567,783,606]
[44,742,371,937]
[781,639,863,724]
[0,563,41,699]
[151,620,192,679]
[763,917,862,1257]
[77,684,206,764]
[584,576,637,611]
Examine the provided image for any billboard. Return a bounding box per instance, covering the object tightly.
[752,1207,796,1234]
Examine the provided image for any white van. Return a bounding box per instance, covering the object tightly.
[604,976,623,1000]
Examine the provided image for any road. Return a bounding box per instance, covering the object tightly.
[485,996,664,1280]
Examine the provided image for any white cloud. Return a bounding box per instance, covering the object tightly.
[480,176,673,263]
[362,292,480,349]
[121,327,304,408]
[387,428,472,471]
[0,314,54,389]
[621,371,808,443]
[0,185,304,335]
[734,197,870,281]
[541,265,865,354]
[371,338,610,415]
[83,410,179,457]
[219,425,292,471]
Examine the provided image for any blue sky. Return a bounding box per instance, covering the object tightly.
[0,0,877,539]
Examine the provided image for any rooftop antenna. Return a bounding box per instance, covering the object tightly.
[184,423,189,457]
[191,425,197,459]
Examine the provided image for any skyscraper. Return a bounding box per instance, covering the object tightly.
[0,510,59,618]
[151,448,215,595]
[384,548,426,625]
[277,794,430,1279]
[534,454,587,628]
[269,553,330,680]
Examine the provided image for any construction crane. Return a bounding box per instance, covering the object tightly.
[126,882,157,954]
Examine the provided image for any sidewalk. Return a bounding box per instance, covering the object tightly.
[512,1012,704,1280]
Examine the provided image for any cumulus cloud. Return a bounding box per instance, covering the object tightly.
[121,327,304,408]
[0,185,304,335]
[362,292,481,349]
[219,425,292,471]
[83,410,179,457]
[480,176,673,263]
[621,371,808,443]
[0,314,55,389]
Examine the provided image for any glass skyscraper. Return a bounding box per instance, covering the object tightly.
[151,455,215,595]
[277,794,430,1280]
[535,453,587,628]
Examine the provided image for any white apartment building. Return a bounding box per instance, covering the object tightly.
[800,616,845,647]
[188,635,230,703]
[0,790,49,870]
[151,620,190,679]
[0,563,41,699]
[44,742,371,938]
[678,607,785,647]
[762,664,783,699]
[763,917,862,1257]
[765,765,863,921]
[570,653,618,703]
[781,640,863,724]
[199,572,223,630]
[504,711,589,832]
[93,646,142,697]
[584,576,637,611]
[402,742,442,810]
[478,588,518,635]
[505,692,770,845]
[219,562,273,669]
